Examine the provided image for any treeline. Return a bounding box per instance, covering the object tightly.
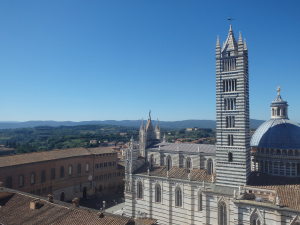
[0,125,138,153]
[166,128,215,143]
[0,125,215,154]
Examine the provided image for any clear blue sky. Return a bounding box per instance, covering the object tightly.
[0,0,300,122]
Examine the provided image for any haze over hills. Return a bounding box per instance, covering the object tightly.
[0,119,265,130]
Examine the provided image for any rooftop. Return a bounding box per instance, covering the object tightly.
[250,118,300,149]
[137,166,213,182]
[0,147,115,168]
[149,142,215,154]
[0,188,156,225]
[247,172,300,211]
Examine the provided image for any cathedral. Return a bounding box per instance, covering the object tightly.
[124,26,300,225]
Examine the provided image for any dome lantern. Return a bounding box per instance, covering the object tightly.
[270,87,288,119]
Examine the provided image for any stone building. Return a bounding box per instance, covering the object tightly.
[124,26,300,225]
[0,147,124,201]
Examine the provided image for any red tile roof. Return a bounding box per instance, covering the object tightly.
[0,147,115,168]
[0,189,156,225]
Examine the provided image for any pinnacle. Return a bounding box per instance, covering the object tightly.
[216,35,220,47]
[238,32,243,43]
[244,39,248,50]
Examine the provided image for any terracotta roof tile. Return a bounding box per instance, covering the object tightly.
[0,147,115,168]
[247,172,300,211]
[0,189,156,225]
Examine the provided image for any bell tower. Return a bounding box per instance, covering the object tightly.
[215,25,250,187]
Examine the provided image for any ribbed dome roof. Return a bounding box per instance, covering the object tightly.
[251,119,300,149]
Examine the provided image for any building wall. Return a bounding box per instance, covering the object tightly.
[0,150,124,201]
[147,150,215,172]
[125,174,299,225]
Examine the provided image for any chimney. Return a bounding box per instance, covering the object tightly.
[30,199,43,210]
[72,197,80,207]
[98,212,105,218]
[47,194,54,203]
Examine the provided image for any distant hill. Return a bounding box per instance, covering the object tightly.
[0,119,265,130]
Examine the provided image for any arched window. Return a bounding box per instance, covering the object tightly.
[175,187,182,207]
[218,201,227,225]
[227,134,234,146]
[137,181,143,199]
[150,154,154,169]
[250,213,262,225]
[207,158,213,175]
[186,157,192,169]
[30,172,35,185]
[155,184,161,203]
[85,163,89,172]
[198,191,203,211]
[228,152,233,162]
[166,155,172,171]
[68,165,73,176]
[19,175,24,187]
[160,155,165,166]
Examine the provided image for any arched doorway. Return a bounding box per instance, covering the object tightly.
[83,187,87,199]
[60,192,65,201]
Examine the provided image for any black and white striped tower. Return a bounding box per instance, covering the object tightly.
[215,25,250,187]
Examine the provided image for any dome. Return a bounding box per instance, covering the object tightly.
[251,118,300,149]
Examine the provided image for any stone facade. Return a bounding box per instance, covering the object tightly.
[0,147,124,201]
[215,25,250,187]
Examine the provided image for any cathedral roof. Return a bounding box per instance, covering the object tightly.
[250,118,300,149]
[149,142,215,154]
[137,166,213,182]
[251,90,300,149]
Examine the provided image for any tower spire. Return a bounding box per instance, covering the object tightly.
[221,24,237,52]
[238,32,243,43]
[216,35,220,47]
[216,36,221,57]
[244,39,248,50]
